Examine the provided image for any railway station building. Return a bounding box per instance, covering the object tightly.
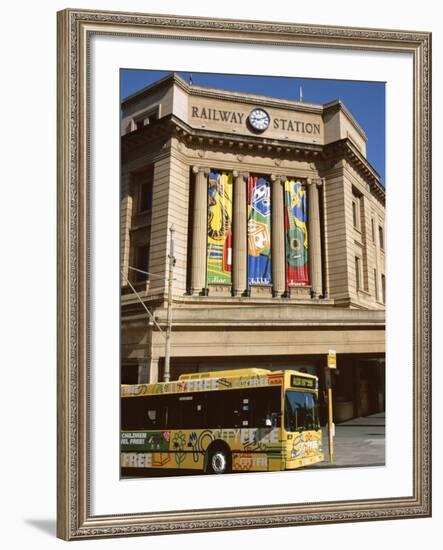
[120,73,386,423]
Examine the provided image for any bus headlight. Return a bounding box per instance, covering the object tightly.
[291,449,297,459]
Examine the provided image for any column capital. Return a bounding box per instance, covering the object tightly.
[192,166,211,176]
[307,176,322,188]
[270,174,286,184]
[233,170,250,179]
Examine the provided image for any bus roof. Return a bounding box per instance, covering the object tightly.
[121,368,318,397]
[178,368,271,380]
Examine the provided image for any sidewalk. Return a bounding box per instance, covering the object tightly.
[311,412,385,468]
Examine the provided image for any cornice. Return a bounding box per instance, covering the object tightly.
[323,138,385,203]
[121,303,386,327]
[122,114,384,203]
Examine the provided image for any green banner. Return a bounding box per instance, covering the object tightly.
[120,431,170,452]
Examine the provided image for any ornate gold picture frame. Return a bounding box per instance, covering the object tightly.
[57,8,431,540]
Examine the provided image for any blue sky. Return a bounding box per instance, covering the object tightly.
[121,69,385,185]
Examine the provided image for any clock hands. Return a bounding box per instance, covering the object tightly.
[249,109,270,131]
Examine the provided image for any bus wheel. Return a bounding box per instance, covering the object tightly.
[206,445,231,474]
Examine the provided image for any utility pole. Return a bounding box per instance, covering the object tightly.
[325,349,336,463]
[163,225,176,382]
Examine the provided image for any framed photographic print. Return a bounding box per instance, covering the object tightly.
[57,8,431,540]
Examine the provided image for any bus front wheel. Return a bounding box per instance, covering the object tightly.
[206,444,232,474]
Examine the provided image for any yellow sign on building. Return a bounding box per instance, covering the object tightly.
[327,350,337,369]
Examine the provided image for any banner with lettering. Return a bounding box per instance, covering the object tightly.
[206,171,233,284]
[284,180,309,286]
[247,176,272,286]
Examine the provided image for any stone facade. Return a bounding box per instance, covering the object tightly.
[120,73,385,422]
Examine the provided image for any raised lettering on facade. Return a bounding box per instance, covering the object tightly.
[191,106,321,135]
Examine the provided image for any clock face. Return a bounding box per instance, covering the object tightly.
[248,108,270,131]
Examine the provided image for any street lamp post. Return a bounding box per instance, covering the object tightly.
[163,225,176,383]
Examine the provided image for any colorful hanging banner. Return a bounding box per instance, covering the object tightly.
[206,171,233,284]
[247,176,272,286]
[284,180,309,286]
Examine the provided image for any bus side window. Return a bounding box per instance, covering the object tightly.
[168,393,206,429]
[144,396,168,428]
[206,391,242,428]
[222,390,251,428]
[207,391,223,428]
[147,409,157,426]
[121,395,167,430]
[250,387,281,428]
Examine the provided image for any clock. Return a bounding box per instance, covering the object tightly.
[248,108,270,132]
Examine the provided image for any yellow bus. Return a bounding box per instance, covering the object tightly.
[121,368,324,475]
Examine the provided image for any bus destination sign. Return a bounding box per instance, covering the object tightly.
[291,375,316,389]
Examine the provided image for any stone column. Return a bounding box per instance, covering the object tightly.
[138,357,159,384]
[307,178,323,297]
[190,166,210,295]
[232,170,248,296]
[271,175,286,297]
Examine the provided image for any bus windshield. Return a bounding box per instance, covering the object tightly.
[284,390,320,432]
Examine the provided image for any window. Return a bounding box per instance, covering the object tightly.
[136,166,154,213]
[371,218,375,242]
[122,388,282,431]
[352,189,361,231]
[374,268,379,301]
[206,387,280,429]
[133,245,149,282]
[247,387,281,428]
[355,256,362,290]
[168,393,207,429]
[121,395,168,430]
[352,200,358,229]
[379,225,384,250]
[284,391,319,432]
[381,274,386,304]
[139,181,153,212]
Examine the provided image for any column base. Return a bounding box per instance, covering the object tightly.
[310,289,324,299]
[188,287,209,296]
[272,288,286,298]
[231,288,248,297]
